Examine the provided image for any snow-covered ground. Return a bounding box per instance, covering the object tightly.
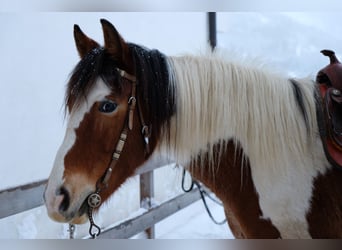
[155,198,232,239]
[1,12,342,239]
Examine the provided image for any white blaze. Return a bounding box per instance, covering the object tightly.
[45,79,111,219]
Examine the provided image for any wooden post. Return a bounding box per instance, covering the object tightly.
[140,171,155,238]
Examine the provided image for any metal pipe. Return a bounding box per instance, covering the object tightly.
[208,12,217,50]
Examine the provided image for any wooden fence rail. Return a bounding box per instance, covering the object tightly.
[0,155,201,238]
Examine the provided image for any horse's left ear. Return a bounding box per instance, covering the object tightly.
[100,19,130,65]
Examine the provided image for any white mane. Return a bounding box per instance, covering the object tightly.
[158,52,330,238]
[161,52,318,169]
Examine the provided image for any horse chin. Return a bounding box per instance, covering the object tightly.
[47,200,89,224]
[70,198,90,224]
[49,195,90,224]
[70,213,88,224]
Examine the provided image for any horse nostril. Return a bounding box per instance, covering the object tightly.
[57,186,70,212]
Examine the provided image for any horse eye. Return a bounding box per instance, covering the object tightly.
[99,101,117,113]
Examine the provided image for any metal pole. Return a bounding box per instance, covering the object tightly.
[208,12,217,51]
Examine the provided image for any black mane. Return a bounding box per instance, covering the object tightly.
[129,44,175,135]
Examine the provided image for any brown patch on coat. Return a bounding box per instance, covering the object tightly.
[306,167,342,238]
[189,141,281,238]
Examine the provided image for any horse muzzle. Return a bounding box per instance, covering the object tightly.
[44,184,92,224]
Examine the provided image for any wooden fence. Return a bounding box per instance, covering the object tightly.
[0,155,201,239]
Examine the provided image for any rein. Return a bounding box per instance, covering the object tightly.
[181,168,227,226]
[72,68,150,239]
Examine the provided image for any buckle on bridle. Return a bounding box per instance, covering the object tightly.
[142,125,151,154]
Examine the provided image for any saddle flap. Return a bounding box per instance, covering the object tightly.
[326,88,342,137]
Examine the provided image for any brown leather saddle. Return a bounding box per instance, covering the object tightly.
[316,50,342,168]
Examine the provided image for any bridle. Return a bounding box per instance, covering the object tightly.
[85,67,151,238]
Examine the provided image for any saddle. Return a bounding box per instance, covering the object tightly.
[316,49,342,169]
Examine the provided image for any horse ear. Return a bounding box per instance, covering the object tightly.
[100,19,130,64]
[73,24,100,58]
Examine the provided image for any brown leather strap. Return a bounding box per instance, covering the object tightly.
[117,68,136,82]
[137,91,151,155]
[119,67,151,155]
[128,83,137,130]
[95,67,150,190]
[96,128,128,191]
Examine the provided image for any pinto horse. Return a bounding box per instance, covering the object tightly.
[44,19,342,238]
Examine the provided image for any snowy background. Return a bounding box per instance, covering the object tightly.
[1,12,342,239]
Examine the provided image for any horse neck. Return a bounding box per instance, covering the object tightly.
[160,54,319,170]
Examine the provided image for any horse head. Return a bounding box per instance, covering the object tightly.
[44,19,151,224]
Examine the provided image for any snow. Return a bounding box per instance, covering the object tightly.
[1,12,342,239]
[155,199,232,239]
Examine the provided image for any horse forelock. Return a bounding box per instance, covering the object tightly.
[65,44,176,131]
[65,47,124,114]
